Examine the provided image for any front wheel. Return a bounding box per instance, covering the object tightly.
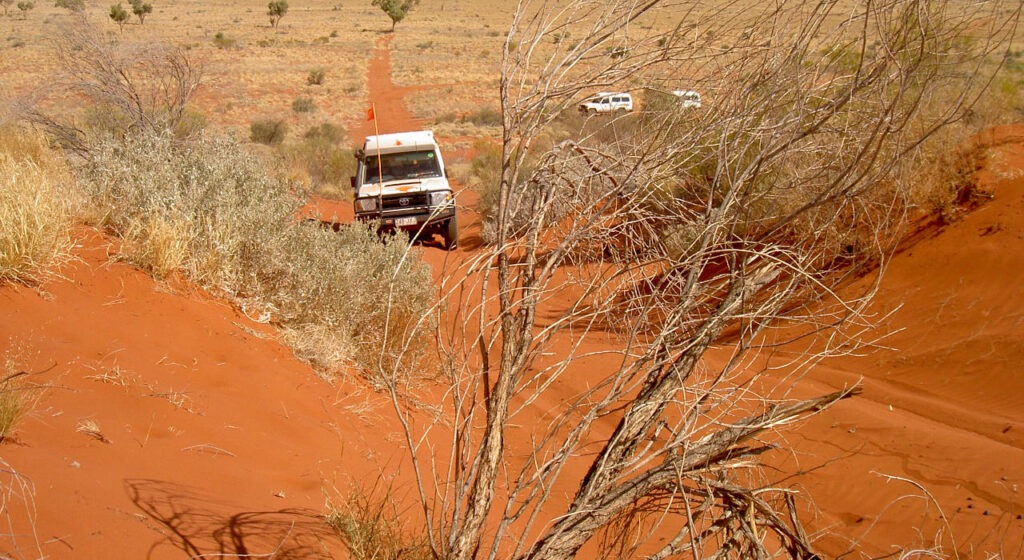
[441,217,459,251]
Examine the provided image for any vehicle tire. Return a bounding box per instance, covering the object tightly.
[442,217,459,250]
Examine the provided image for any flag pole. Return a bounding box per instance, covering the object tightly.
[369,103,383,215]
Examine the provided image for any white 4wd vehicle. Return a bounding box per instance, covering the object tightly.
[352,130,458,250]
[672,90,702,108]
[578,92,633,114]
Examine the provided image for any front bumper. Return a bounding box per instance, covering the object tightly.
[355,205,456,231]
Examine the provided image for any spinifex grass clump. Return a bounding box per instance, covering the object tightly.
[76,130,435,380]
[0,126,77,285]
[0,348,43,443]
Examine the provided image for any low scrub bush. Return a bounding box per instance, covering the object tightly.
[172,107,208,140]
[469,138,554,245]
[75,131,435,379]
[212,31,236,49]
[283,123,355,194]
[0,126,77,285]
[433,107,502,129]
[292,96,316,113]
[250,119,288,145]
[463,107,502,127]
[307,68,325,85]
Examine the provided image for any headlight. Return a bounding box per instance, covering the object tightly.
[430,191,453,207]
[355,198,378,212]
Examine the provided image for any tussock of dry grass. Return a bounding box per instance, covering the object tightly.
[0,126,77,285]
[0,385,28,443]
[326,480,433,560]
[0,347,43,443]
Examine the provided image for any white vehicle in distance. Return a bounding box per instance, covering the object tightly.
[351,130,458,250]
[672,90,702,108]
[578,92,634,114]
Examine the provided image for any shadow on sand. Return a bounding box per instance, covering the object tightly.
[126,479,340,559]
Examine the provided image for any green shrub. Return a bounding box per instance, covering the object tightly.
[464,107,502,127]
[292,96,316,113]
[81,102,133,140]
[212,31,236,49]
[433,107,503,131]
[54,0,84,10]
[307,68,325,86]
[109,3,130,32]
[470,138,557,245]
[285,138,356,193]
[284,123,355,195]
[303,122,345,144]
[75,131,435,379]
[172,107,208,140]
[250,119,288,145]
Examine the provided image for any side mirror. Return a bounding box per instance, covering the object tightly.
[350,176,356,190]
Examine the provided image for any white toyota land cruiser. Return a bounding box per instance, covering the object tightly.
[351,130,458,250]
[578,92,634,114]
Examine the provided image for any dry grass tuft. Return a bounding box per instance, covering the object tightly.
[0,379,30,444]
[0,457,42,558]
[326,479,433,560]
[0,126,78,286]
[0,344,47,444]
[75,419,108,442]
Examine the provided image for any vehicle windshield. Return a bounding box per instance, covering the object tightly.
[364,150,441,183]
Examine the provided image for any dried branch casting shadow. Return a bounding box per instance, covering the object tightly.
[125,479,338,559]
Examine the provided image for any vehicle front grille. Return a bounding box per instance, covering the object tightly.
[381,193,430,211]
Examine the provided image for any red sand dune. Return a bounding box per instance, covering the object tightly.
[2,35,1023,559]
[777,126,1024,557]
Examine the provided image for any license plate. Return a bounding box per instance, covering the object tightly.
[395,217,417,227]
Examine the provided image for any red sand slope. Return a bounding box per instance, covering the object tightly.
[778,126,1024,557]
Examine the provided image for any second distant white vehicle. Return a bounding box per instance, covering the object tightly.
[579,92,634,114]
[672,90,702,108]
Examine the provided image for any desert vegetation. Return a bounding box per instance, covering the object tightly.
[373,0,419,32]
[0,126,77,286]
[5,17,435,382]
[0,0,1021,557]
[267,0,288,29]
